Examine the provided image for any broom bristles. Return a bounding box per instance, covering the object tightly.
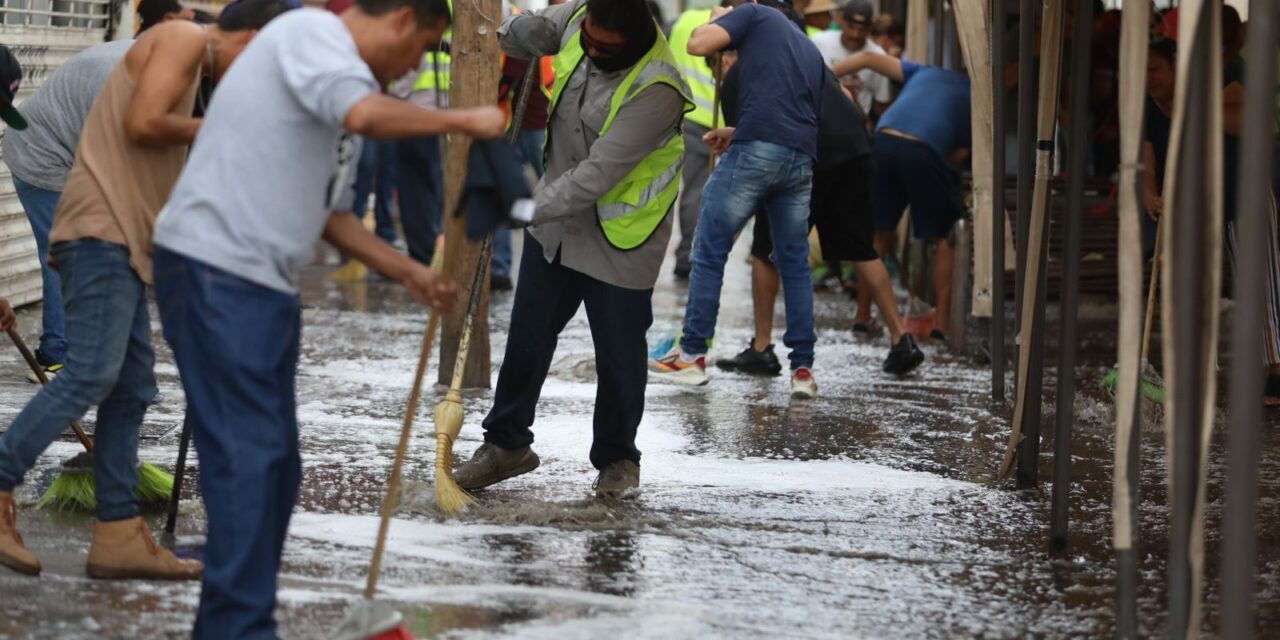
[35,461,175,512]
[435,434,474,516]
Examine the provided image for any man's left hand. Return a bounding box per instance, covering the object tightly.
[703,127,735,156]
[401,263,458,312]
[0,298,15,333]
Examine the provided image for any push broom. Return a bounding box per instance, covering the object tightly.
[7,328,173,511]
[1101,216,1166,404]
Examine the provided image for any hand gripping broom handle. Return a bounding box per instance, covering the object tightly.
[364,251,447,601]
[7,328,94,452]
[1141,216,1164,363]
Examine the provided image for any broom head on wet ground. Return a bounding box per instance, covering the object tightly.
[7,328,173,511]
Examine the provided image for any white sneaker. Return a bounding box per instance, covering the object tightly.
[791,368,818,400]
[648,346,710,386]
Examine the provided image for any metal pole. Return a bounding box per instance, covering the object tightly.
[1222,0,1277,636]
[1169,9,1213,636]
[990,0,1007,402]
[1014,0,1036,398]
[933,0,945,67]
[1050,0,1093,556]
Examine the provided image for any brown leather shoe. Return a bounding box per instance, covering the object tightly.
[86,517,201,581]
[0,491,41,576]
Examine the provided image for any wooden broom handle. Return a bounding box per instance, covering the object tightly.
[1141,216,1163,363]
[6,328,94,452]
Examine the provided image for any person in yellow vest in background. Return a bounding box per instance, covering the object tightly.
[801,0,836,36]
[390,0,452,267]
[667,4,718,280]
[453,0,691,498]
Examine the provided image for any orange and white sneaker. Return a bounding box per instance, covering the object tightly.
[648,348,710,386]
[790,368,818,399]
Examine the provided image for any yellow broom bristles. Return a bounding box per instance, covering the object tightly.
[435,433,474,516]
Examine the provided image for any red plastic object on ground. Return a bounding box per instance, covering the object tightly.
[369,626,415,640]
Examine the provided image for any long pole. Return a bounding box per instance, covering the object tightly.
[1221,0,1277,636]
[1113,0,1150,634]
[1013,0,1036,399]
[990,0,1006,402]
[1050,0,1093,556]
[933,0,945,67]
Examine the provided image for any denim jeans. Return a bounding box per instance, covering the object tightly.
[0,239,156,522]
[352,139,399,244]
[493,130,547,279]
[398,135,444,265]
[12,177,67,364]
[154,248,301,640]
[682,140,816,370]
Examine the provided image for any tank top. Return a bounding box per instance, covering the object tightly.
[49,50,201,285]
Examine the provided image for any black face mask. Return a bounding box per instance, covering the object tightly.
[582,25,656,74]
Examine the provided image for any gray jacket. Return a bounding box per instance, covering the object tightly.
[499,0,688,290]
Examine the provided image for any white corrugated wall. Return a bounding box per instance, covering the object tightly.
[0,0,112,305]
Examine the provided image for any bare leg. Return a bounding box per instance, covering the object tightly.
[854,260,905,344]
[933,240,955,336]
[751,257,781,351]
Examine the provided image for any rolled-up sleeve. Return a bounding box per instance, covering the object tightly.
[498,0,582,59]
[532,84,686,225]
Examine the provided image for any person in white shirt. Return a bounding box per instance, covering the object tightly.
[809,0,891,118]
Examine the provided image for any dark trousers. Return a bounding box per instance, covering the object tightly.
[353,139,399,244]
[482,233,652,469]
[398,135,444,265]
[154,248,302,640]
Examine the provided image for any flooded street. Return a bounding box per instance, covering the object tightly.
[2,235,1280,638]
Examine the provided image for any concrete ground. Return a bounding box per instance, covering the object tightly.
[1,232,1279,639]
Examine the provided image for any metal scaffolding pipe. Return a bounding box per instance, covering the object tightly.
[990,0,1007,402]
[1013,0,1036,399]
[1051,0,1093,556]
[1221,0,1277,636]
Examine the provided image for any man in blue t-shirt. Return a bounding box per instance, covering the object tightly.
[834,51,971,343]
[650,0,826,400]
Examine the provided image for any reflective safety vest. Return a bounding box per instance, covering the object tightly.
[550,7,694,251]
[413,0,453,102]
[667,9,719,129]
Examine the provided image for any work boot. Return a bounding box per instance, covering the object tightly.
[453,443,541,491]
[594,460,640,499]
[85,517,202,581]
[0,492,41,576]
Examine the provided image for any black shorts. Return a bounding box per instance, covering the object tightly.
[751,155,878,264]
[871,131,964,240]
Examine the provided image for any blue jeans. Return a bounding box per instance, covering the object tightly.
[493,130,547,279]
[682,141,816,370]
[0,239,156,522]
[12,177,67,364]
[154,248,301,640]
[352,140,399,244]
[398,135,444,265]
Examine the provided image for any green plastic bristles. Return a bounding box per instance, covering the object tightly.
[36,452,175,512]
[1100,367,1166,404]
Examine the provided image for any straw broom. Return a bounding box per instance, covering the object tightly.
[7,328,173,511]
[434,60,538,516]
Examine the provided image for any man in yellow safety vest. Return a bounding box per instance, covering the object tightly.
[667,5,719,279]
[453,0,692,499]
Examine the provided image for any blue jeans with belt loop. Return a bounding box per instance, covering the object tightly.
[12,177,68,365]
[154,247,302,640]
[681,140,817,370]
[0,238,155,522]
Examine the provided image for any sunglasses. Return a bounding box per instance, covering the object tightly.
[581,22,627,57]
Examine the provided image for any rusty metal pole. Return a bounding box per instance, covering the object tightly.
[1013,0,1036,400]
[1050,0,1092,556]
[1221,0,1277,636]
[990,0,1007,402]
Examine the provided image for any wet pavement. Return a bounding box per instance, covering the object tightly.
[2,232,1279,639]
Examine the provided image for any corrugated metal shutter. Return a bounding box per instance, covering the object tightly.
[0,0,110,305]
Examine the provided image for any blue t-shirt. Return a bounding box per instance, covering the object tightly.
[877,61,972,161]
[714,4,824,159]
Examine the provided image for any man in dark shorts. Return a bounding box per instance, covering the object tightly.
[715,52,924,376]
[834,50,971,343]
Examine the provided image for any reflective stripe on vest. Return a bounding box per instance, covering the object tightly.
[549,8,694,251]
[667,9,718,129]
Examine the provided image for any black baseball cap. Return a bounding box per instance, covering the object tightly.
[0,45,28,131]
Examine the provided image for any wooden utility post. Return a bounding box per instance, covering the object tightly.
[438,0,503,388]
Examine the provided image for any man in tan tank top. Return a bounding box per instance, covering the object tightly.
[0,0,297,582]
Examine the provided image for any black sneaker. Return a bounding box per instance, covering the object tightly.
[930,329,949,344]
[883,334,925,375]
[852,321,882,340]
[716,342,783,376]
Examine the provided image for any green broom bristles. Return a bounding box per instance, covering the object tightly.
[1101,366,1166,404]
[36,452,175,512]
